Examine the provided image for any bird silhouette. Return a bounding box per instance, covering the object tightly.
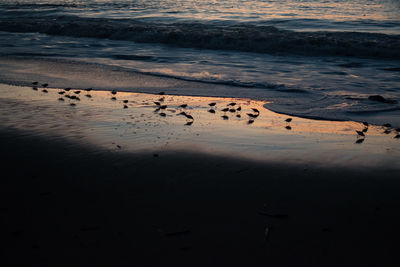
[285,118,292,123]
[356,130,365,137]
[209,102,216,107]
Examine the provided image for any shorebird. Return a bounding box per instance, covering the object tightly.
[154,101,161,106]
[32,81,38,85]
[236,114,241,118]
[185,121,193,126]
[70,103,76,106]
[236,106,241,111]
[179,104,188,108]
[285,118,292,123]
[356,130,365,137]
[221,108,229,112]
[221,115,229,120]
[159,112,166,117]
[32,87,38,91]
[247,113,259,118]
[58,98,64,101]
[228,102,236,106]
[123,105,128,109]
[86,88,92,92]
[65,88,71,91]
[208,109,216,113]
[252,108,260,113]
[58,91,65,95]
[74,90,81,94]
[248,119,254,124]
[160,105,167,109]
[362,122,369,127]
[285,125,292,130]
[42,89,48,93]
[158,97,165,102]
[111,97,116,100]
[383,123,392,128]
[209,102,216,107]
[384,129,391,134]
[123,100,128,103]
[185,114,194,120]
[229,109,236,113]
[85,94,92,98]
[362,127,368,133]
[42,83,48,87]
[111,90,117,95]
[355,138,365,144]
[177,111,188,116]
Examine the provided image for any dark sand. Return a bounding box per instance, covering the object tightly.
[1,84,400,266]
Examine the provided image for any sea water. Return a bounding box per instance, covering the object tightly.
[0,0,399,125]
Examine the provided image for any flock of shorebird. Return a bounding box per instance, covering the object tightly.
[30,82,400,142]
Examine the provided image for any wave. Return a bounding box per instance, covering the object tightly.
[1,16,400,59]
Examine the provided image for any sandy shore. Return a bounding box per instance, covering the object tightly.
[1,84,400,266]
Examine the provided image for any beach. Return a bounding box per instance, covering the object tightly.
[1,83,400,266]
[1,0,400,265]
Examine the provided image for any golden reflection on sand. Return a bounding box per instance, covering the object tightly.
[1,84,399,167]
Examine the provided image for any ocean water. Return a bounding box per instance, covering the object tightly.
[0,0,400,124]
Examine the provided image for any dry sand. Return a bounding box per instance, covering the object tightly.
[1,84,400,266]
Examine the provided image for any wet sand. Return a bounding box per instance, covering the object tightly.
[1,84,400,266]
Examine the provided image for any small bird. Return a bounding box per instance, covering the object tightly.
[383,123,392,128]
[362,122,369,127]
[123,105,128,109]
[111,97,116,100]
[42,83,48,87]
[32,87,38,91]
[154,101,161,106]
[70,95,78,100]
[221,108,229,112]
[208,109,216,113]
[111,90,117,95]
[159,112,166,117]
[86,88,92,92]
[355,138,365,144]
[221,115,229,120]
[185,114,194,120]
[185,121,193,126]
[229,109,236,113]
[42,89,48,93]
[228,102,236,106]
[384,129,391,134]
[74,90,81,94]
[285,125,292,130]
[209,102,216,107]
[356,130,365,137]
[236,114,241,118]
[58,98,64,101]
[252,108,259,113]
[236,106,242,111]
[160,105,167,109]
[179,104,188,108]
[32,81,38,85]
[247,113,259,118]
[248,119,254,124]
[58,91,65,95]
[123,100,128,103]
[85,94,92,98]
[362,128,368,133]
[285,118,292,123]
[70,103,76,106]
[65,88,71,91]
[158,97,165,102]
